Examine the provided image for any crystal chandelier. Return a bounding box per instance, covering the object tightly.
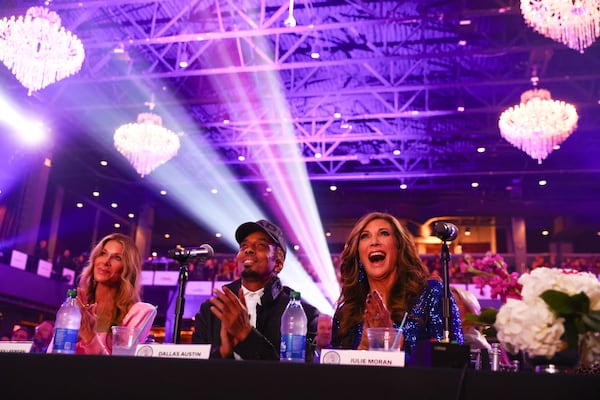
[0,6,85,95]
[114,102,181,177]
[520,0,600,53]
[498,86,578,164]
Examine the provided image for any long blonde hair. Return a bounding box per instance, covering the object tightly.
[334,212,430,347]
[77,233,142,325]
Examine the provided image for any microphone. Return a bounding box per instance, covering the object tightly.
[432,222,459,242]
[409,220,470,369]
[168,244,215,261]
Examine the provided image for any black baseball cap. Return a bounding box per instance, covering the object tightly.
[235,219,287,258]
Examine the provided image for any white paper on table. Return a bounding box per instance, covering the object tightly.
[153,271,179,286]
[0,341,32,353]
[10,250,27,270]
[37,259,53,278]
[62,267,75,284]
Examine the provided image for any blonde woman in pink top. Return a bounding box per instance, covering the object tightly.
[51,233,156,355]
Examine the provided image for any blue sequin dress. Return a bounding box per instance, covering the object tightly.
[332,280,464,358]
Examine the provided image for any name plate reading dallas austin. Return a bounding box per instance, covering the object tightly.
[134,343,211,359]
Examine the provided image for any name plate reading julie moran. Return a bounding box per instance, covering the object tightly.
[135,344,211,360]
[320,349,405,367]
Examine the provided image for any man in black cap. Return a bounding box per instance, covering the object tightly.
[192,219,320,361]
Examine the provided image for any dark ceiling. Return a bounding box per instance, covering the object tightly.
[1,0,599,256]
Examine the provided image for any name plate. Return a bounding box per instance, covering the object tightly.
[37,259,53,278]
[10,250,27,270]
[320,349,405,367]
[135,343,211,359]
[153,271,179,286]
[0,341,32,353]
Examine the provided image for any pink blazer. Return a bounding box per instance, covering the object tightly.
[76,302,157,355]
[48,302,157,355]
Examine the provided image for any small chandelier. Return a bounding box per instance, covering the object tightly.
[0,6,85,95]
[498,83,578,164]
[114,100,181,177]
[520,0,600,53]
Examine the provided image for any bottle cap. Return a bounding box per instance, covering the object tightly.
[67,289,77,298]
[290,291,301,300]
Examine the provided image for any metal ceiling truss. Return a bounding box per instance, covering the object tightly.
[3,0,599,191]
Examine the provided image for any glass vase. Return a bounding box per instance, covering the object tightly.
[575,332,600,374]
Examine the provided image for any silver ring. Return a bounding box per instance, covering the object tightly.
[373,314,380,321]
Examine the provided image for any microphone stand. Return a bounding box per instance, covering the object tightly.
[440,239,452,343]
[407,225,470,368]
[171,253,190,344]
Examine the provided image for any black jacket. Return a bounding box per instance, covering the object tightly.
[191,277,320,361]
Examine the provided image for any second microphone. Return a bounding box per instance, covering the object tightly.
[168,244,215,261]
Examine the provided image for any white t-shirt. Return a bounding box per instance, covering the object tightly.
[242,286,264,328]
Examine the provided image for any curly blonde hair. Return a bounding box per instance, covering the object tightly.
[334,212,430,347]
[77,233,142,326]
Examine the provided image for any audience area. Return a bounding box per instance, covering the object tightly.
[142,252,600,285]
[5,244,600,288]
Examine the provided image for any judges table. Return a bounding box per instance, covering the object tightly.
[1,352,598,399]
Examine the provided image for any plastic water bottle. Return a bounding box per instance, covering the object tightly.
[52,289,81,354]
[280,291,307,362]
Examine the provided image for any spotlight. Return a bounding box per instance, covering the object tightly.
[113,43,125,54]
[284,0,296,27]
[179,52,189,69]
[284,15,296,28]
[310,44,321,59]
[340,120,351,129]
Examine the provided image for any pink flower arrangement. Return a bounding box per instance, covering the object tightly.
[459,251,522,303]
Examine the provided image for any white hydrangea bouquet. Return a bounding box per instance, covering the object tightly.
[494,267,600,360]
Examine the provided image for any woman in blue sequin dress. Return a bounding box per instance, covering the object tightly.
[331,212,464,359]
